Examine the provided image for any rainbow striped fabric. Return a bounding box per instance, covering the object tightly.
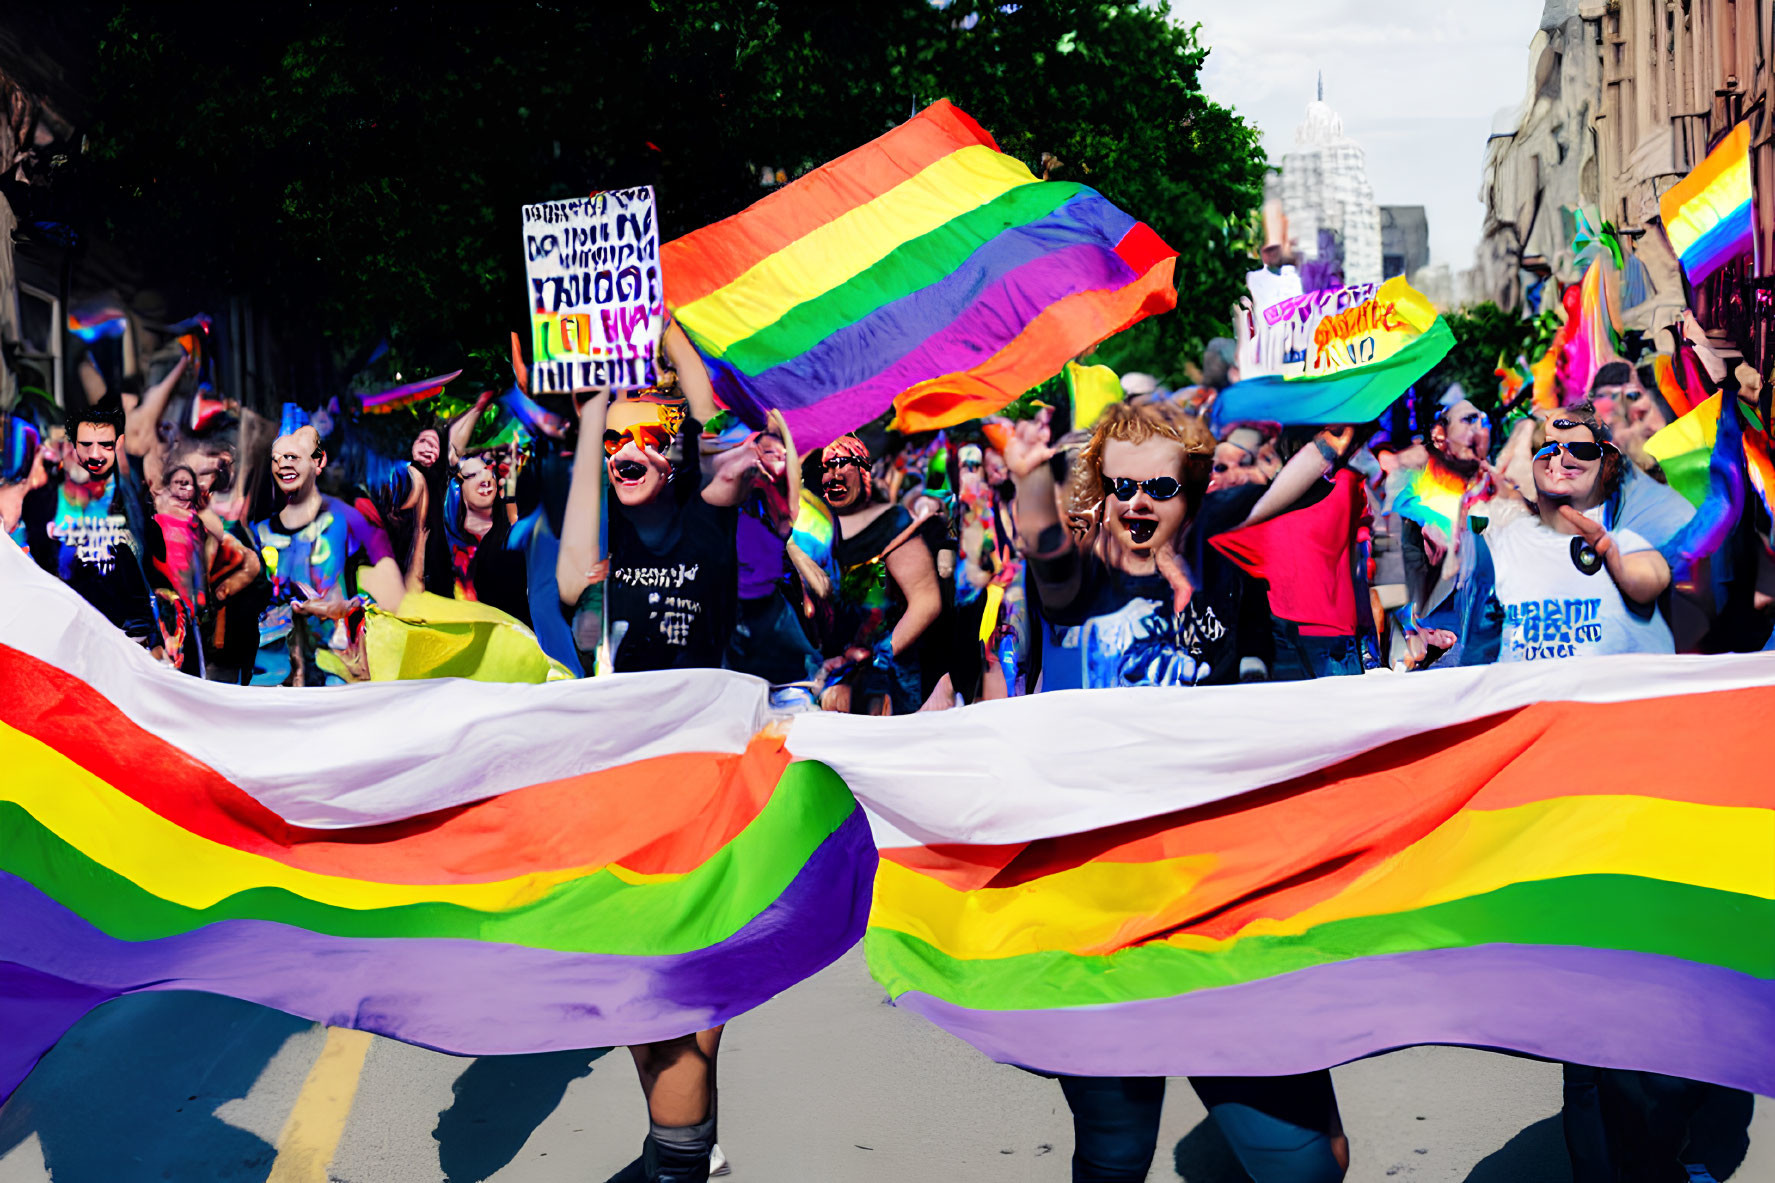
[1554,257,1620,406]
[0,540,873,1102]
[1210,279,1454,429]
[8,534,1775,1100]
[359,369,462,414]
[787,662,1775,1092]
[1661,121,1756,284]
[1387,454,1472,538]
[661,101,1178,451]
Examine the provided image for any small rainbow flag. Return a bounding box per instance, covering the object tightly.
[799,658,1775,1092]
[1387,454,1471,538]
[359,370,463,414]
[1661,121,1756,284]
[662,101,1177,451]
[1554,257,1620,406]
[66,307,128,343]
[0,541,872,1101]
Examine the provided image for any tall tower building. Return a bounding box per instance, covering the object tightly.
[1280,88,1382,290]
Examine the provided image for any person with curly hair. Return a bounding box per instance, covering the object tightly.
[1001,400,1364,1181]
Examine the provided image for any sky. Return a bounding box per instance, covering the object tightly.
[1184,0,1546,273]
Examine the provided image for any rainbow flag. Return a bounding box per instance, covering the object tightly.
[1209,279,1454,429]
[792,658,1775,1092]
[1661,121,1756,284]
[1387,454,1471,538]
[0,540,873,1101]
[359,370,463,414]
[662,101,1177,451]
[1554,257,1620,406]
[1647,392,1731,506]
[66,306,128,343]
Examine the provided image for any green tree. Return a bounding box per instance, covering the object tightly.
[1422,302,1538,416]
[78,1,1263,407]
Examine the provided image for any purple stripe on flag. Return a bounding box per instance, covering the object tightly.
[0,809,876,1101]
[895,944,1775,1096]
[1680,198,1754,283]
[703,243,1138,451]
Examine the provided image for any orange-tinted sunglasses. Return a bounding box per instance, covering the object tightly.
[603,425,673,457]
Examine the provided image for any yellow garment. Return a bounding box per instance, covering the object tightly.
[1065,361,1123,431]
[350,592,573,683]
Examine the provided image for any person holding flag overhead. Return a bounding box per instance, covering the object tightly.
[556,365,781,1183]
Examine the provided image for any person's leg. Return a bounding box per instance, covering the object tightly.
[1057,1075,1166,1182]
[628,1035,714,1183]
[1562,1063,1616,1183]
[1190,1073,1346,1183]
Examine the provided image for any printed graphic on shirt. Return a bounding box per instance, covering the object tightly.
[611,562,705,655]
[1501,596,1605,661]
[1062,597,1226,688]
[46,483,128,576]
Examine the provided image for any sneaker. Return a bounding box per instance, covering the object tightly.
[709,1144,731,1177]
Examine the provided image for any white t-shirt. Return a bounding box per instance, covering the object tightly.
[1485,513,1673,662]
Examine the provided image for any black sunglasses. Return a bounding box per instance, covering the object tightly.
[1535,440,1606,463]
[821,455,866,474]
[1103,475,1183,501]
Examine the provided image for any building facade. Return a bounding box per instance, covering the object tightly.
[1381,206,1430,280]
[1476,0,1775,365]
[1280,97,1384,289]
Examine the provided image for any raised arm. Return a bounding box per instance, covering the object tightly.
[1242,426,1361,527]
[449,389,495,463]
[125,353,189,457]
[557,393,609,606]
[663,321,719,423]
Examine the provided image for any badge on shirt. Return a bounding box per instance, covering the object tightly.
[1570,537,1602,576]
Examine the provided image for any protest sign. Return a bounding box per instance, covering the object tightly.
[1294,276,1436,379]
[521,187,664,394]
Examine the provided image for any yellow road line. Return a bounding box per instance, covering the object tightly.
[265,1027,373,1183]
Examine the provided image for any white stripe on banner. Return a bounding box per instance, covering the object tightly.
[8,534,1774,842]
[0,538,770,828]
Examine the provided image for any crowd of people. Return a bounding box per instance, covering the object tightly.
[3,300,1768,1182]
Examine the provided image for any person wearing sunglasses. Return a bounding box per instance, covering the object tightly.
[1001,398,1355,1180]
[558,390,768,679]
[1457,404,1673,665]
[1387,391,1497,668]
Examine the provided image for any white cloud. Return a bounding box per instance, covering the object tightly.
[1180,0,1546,270]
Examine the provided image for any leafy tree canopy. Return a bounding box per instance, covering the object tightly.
[78,1,1265,405]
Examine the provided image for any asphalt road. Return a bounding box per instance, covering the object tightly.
[1,946,1767,1182]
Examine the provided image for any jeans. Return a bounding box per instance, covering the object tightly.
[1268,620,1363,683]
[724,591,822,685]
[1059,1072,1344,1182]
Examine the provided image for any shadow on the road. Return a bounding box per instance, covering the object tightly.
[1465,1115,1570,1183]
[0,991,310,1183]
[1170,1115,1247,1182]
[433,1047,614,1183]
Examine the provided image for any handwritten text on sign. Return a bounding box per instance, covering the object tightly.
[1295,277,1438,379]
[522,187,664,393]
[1255,282,1378,378]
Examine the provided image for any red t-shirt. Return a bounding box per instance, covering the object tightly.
[1210,469,1365,637]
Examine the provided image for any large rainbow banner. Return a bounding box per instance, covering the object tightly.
[0,539,873,1102]
[5,536,1774,1102]
[788,659,1775,1094]
[1661,120,1756,284]
[662,101,1178,451]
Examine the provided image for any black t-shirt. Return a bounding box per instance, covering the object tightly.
[830,503,917,655]
[605,493,738,673]
[1031,486,1268,688]
[22,474,156,639]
